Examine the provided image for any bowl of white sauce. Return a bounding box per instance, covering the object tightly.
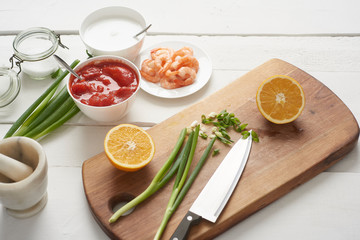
[80,6,147,62]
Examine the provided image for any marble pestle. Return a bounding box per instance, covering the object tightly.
[0,153,33,182]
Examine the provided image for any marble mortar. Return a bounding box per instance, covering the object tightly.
[0,137,48,218]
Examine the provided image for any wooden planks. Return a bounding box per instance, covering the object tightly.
[1,36,360,126]
[1,0,360,35]
[82,59,359,239]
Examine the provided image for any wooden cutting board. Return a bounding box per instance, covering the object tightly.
[82,59,359,240]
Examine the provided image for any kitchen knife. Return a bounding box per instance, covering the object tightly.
[170,132,253,240]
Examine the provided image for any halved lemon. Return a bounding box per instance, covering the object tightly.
[256,75,305,124]
[104,124,155,172]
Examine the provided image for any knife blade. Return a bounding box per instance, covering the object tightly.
[170,132,253,240]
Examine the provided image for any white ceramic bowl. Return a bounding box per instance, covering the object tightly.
[80,6,146,62]
[67,56,141,122]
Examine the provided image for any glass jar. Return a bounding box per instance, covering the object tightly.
[0,67,20,107]
[12,27,67,80]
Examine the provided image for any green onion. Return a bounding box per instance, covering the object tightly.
[14,86,70,137]
[51,68,62,79]
[109,128,188,223]
[154,130,216,240]
[31,104,79,140]
[16,86,58,135]
[24,96,76,139]
[177,125,199,192]
[173,137,216,213]
[157,131,194,190]
[4,60,80,139]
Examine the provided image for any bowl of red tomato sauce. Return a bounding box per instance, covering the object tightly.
[67,56,140,122]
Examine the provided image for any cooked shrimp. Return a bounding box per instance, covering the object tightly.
[163,67,196,88]
[164,69,178,78]
[141,46,199,89]
[160,78,180,89]
[173,67,197,86]
[172,47,193,59]
[155,57,172,76]
[150,48,174,75]
[140,59,159,83]
[170,55,199,72]
[150,47,174,60]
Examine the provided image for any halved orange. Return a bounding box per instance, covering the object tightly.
[256,75,305,124]
[104,124,155,172]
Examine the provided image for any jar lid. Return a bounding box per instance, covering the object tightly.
[0,67,21,108]
[12,27,59,62]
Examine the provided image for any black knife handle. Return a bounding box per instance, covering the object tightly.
[170,211,202,240]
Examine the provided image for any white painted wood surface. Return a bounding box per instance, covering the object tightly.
[0,1,359,239]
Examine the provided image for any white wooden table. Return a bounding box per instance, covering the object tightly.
[1,1,359,239]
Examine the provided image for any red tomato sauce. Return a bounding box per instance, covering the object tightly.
[69,59,138,107]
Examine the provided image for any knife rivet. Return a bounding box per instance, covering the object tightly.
[187,215,193,221]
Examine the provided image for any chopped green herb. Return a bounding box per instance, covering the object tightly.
[212,149,220,156]
[199,131,208,139]
[201,109,259,144]
[241,131,250,139]
[86,50,94,58]
[251,130,259,142]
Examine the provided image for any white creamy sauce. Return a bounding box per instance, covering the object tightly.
[84,17,142,51]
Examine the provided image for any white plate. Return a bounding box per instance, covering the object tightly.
[134,41,212,98]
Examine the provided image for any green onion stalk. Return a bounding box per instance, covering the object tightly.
[4,60,80,140]
[23,97,79,139]
[154,126,216,240]
[109,128,188,223]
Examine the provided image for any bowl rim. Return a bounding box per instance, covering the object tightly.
[79,6,146,53]
[67,55,141,110]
